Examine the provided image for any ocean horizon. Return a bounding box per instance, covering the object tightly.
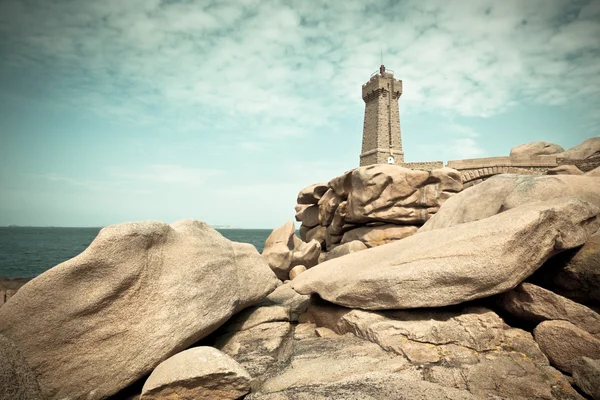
[0,226,274,279]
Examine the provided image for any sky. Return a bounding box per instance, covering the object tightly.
[0,0,599,228]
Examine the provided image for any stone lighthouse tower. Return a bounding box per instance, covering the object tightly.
[359,65,404,166]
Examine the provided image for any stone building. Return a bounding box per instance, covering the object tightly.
[360,65,443,170]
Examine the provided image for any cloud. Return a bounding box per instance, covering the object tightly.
[1,0,598,138]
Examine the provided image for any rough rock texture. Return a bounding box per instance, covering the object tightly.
[547,165,584,175]
[346,165,463,225]
[572,357,600,400]
[303,300,580,400]
[420,174,600,232]
[510,141,565,157]
[341,224,418,248]
[0,334,43,400]
[534,320,600,373]
[0,220,279,400]
[529,229,600,307]
[262,221,321,280]
[295,166,462,254]
[319,240,368,263]
[496,282,600,337]
[292,198,599,310]
[558,137,600,160]
[297,183,328,205]
[140,347,251,400]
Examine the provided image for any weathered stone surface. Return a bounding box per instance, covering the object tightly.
[319,240,368,263]
[328,169,352,198]
[300,205,319,228]
[345,165,462,225]
[303,301,580,399]
[547,165,584,175]
[292,198,599,310]
[534,320,600,373]
[559,137,600,160]
[289,265,306,280]
[0,220,279,400]
[0,334,43,400]
[496,282,600,337]
[297,183,328,205]
[221,283,310,333]
[247,333,475,400]
[529,229,600,307]
[305,225,327,249]
[341,224,418,248]
[263,221,320,280]
[140,347,251,400]
[259,300,579,399]
[317,188,342,226]
[510,141,564,157]
[421,174,600,232]
[214,322,293,377]
[294,204,310,222]
[572,357,600,400]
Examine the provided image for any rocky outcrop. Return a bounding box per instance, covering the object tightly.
[420,174,600,231]
[0,334,43,400]
[529,229,600,307]
[496,282,600,337]
[0,220,279,400]
[302,300,579,400]
[510,141,565,157]
[296,165,462,251]
[572,357,600,400]
[558,137,600,160]
[296,183,328,205]
[340,224,418,248]
[140,347,251,400]
[534,320,600,373]
[262,221,320,280]
[292,198,599,310]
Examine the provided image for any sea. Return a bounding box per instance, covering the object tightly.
[0,227,273,278]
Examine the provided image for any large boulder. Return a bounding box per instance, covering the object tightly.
[297,183,328,205]
[529,229,600,307]
[319,240,367,263]
[262,221,320,280]
[317,189,342,226]
[572,357,600,400]
[140,347,251,400]
[340,224,417,248]
[291,197,599,310]
[496,282,600,337]
[534,320,600,373]
[510,141,564,157]
[420,174,600,232]
[558,137,600,160]
[0,220,279,400]
[345,165,462,225]
[0,334,43,400]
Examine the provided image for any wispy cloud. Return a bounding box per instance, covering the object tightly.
[1,0,598,135]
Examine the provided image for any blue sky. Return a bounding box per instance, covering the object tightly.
[0,0,599,228]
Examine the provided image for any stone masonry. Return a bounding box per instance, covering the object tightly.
[360,66,404,166]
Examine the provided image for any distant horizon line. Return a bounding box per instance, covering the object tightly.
[1,224,279,230]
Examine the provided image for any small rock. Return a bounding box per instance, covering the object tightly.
[140,347,251,400]
[289,265,306,280]
[533,320,600,373]
[315,327,339,338]
[341,224,417,248]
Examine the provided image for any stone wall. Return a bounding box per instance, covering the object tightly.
[399,161,444,171]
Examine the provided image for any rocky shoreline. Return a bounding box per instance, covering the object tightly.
[1,138,600,400]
